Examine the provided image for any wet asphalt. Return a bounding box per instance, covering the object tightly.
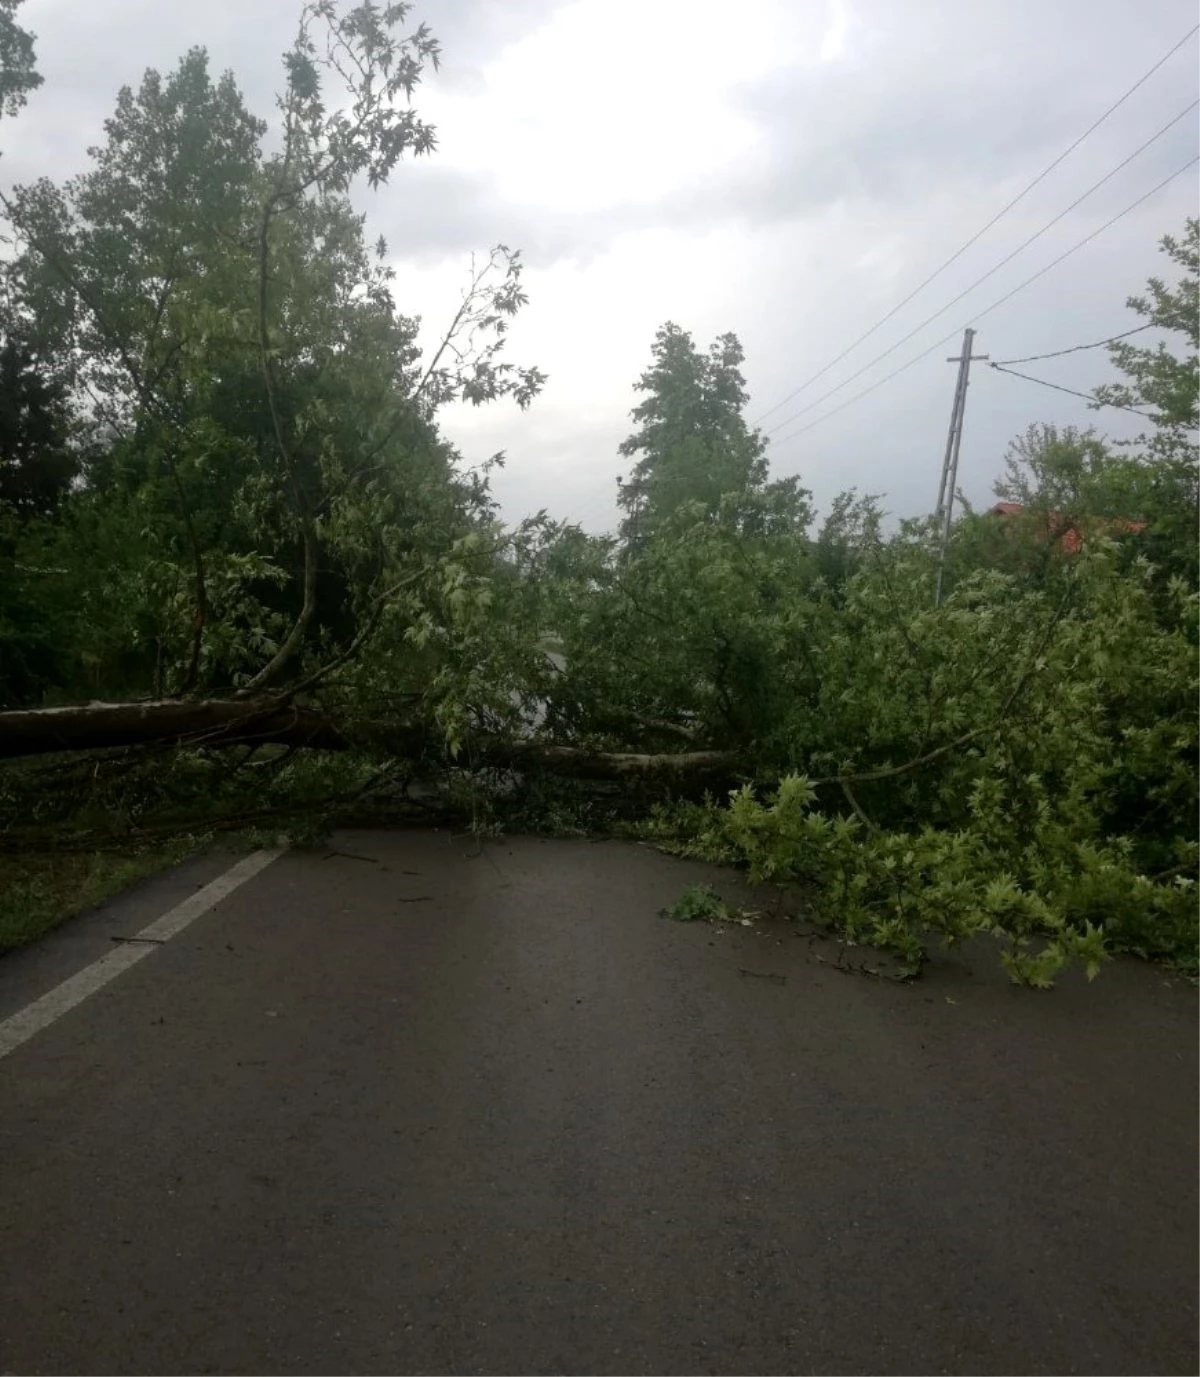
[0,829,1196,1375]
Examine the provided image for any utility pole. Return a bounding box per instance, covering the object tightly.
[934,327,987,607]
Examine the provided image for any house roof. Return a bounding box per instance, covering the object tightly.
[986,501,1146,554]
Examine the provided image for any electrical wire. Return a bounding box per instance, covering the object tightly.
[761,99,1198,439]
[988,363,1151,415]
[563,481,623,532]
[749,23,1199,428]
[767,330,962,447]
[991,323,1154,365]
[767,155,1198,448]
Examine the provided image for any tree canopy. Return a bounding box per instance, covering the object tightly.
[615,323,809,544]
[0,0,40,119]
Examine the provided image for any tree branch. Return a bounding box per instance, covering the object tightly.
[240,186,320,693]
[282,564,431,698]
[816,583,1076,790]
[840,778,878,834]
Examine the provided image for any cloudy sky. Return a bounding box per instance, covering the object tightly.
[8,0,1199,530]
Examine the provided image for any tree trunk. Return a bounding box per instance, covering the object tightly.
[0,697,352,758]
[0,699,739,785]
[479,742,737,784]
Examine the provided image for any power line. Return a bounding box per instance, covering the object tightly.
[935,155,1196,333]
[768,155,1198,448]
[768,331,962,447]
[762,103,1198,440]
[749,23,1200,428]
[988,362,1151,416]
[563,487,609,525]
[991,323,1154,365]
[564,480,623,532]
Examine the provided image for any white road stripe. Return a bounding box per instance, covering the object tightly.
[0,849,283,1061]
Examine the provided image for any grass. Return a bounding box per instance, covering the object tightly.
[0,836,203,953]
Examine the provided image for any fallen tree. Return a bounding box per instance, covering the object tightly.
[0,697,355,757]
[0,697,739,785]
[470,742,738,784]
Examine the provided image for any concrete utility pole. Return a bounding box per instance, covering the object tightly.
[934,327,987,607]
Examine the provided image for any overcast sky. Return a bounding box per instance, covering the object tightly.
[8,0,1199,530]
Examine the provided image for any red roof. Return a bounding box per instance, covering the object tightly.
[987,502,1145,554]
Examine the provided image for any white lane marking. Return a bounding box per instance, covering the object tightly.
[0,849,283,1061]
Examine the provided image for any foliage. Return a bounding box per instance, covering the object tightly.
[0,0,39,119]
[615,322,803,545]
[0,10,1193,988]
[539,494,819,754]
[812,488,884,592]
[0,2,541,706]
[993,424,1145,521]
[0,328,77,516]
[659,883,751,925]
[0,738,396,843]
[1094,218,1198,469]
[722,778,1109,985]
[639,532,1197,981]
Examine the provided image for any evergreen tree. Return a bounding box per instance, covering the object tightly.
[616,322,768,544]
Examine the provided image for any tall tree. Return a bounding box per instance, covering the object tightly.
[616,323,769,543]
[2,2,543,700]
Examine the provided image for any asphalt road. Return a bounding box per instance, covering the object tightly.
[1,830,1196,1376]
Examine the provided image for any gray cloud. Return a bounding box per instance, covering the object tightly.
[6,0,1197,533]
[6,0,559,176]
[377,163,510,261]
[381,0,1199,267]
